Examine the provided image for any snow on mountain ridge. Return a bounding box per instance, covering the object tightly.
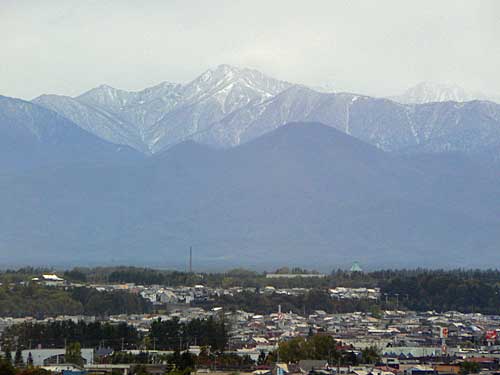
[180,64,291,103]
[34,65,292,153]
[31,67,500,159]
[391,81,482,104]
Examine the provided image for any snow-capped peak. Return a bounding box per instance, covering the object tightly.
[392,82,476,104]
[34,65,293,153]
[183,64,291,103]
[77,83,134,110]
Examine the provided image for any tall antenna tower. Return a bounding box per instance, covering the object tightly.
[189,246,193,273]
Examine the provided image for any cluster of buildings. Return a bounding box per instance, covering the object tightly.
[2,308,500,373]
[228,309,500,360]
[103,284,382,305]
[4,276,500,374]
[93,283,321,305]
[328,287,381,300]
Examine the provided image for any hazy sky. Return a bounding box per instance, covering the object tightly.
[1,0,499,100]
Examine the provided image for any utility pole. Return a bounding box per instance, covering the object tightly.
[189,246,193,273]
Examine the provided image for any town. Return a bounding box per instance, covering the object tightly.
[1,268,500,375]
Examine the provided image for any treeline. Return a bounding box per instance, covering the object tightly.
[0,267,87,284]
[1,317,228,352]
[4,266,500,289]
[378,271,500,314]
[150,317,228,351]
[0,358,51,375]
[0,285,152,318]
[0,284,81,318]
[105,267,331,289]
[0,266,330,288]
[70,287,152,316]
[2,320,139,350]
[108,268,204,287]
[0,267,55,284]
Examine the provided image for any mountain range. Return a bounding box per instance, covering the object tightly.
[0,95,140,172]
[1,65,500,269]
[34,65,291,154]
[390,82,481,104]
[390,82,500,105]
[32,65,500,161]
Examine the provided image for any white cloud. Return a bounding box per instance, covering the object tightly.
[1,0,499,99]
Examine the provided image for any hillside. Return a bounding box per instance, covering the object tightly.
[0,122,498,268]
[32,66,500,162]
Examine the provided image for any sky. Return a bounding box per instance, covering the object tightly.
[1,0,499,100]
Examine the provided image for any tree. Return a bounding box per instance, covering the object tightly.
[3,320,141,351]
[180,351,195,370]
[264,351,277,365]
[278,337,309,363]
[26,352,34,367]
[341,351,358,366]
[149,317,228,351]
[257,351,266,365]
[3,344,12,364]
[278,335,338,363]
[361,346,381,364]
[133,364,149,375]
[0,358,15,375]
[460,361,480,375]
[14,347,24,367]
[65,342,83,366]
[64,269,87,282]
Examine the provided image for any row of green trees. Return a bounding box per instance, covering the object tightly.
[5,266,500,287]
[0,284,152,318]
[3,320,139,349]
[2,346,33,367]
[2,317,228,352]
[1,348,51,375]
[149,317,228,351]
[378,272,500,314]
[0,358,50,375]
